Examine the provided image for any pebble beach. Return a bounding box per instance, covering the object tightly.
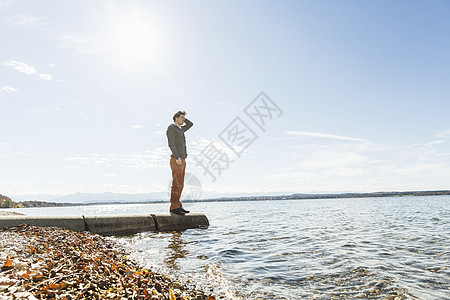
[0,224,216,300]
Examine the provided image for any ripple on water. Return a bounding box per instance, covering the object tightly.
[291,266,411,299]
[109,197,450,299]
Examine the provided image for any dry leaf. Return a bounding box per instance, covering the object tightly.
[169,289,177,300]
[0,225,216,299]
[1,257,13,271]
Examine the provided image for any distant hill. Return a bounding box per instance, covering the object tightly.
[1,194,75,208]
[18,201,75,208]
[0,194,23,208]
[7,190,450,207]
[204,190,450,202]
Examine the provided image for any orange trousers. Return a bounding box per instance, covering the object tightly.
[170,158,186,211]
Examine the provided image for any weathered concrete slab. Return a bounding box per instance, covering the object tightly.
[83,215,156,236]
[151,213,209,231]
[0,213,209,234]
[0,216,85,232]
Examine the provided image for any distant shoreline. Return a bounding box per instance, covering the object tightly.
[6,190,450,208]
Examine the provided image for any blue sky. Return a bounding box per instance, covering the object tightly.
[1,0,450,199]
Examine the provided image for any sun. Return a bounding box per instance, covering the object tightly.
[105,6,163,70]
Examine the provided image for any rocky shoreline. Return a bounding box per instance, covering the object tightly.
[0,211,24,216]
[0,225,216,299]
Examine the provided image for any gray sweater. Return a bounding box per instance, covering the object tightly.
[166,118,193,159]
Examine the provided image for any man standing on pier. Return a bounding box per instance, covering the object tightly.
[166,110,193,216]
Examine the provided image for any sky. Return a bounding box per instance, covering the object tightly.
[1,0,450,200]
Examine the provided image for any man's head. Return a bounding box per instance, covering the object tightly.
[173,110,186,126]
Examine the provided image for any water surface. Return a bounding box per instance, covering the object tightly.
[7,196,450,299]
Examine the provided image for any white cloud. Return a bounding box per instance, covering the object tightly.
[298,150,368,170]
[277,141,372,181]
[60,34,103,54]
[104,173,118,177]
[1,142,11,150]
[3,14,45,29]
[189,136,237,159]
[435,129,450,138]
[3,61,54,81]
[322,167,368,177]
[65,148,169,171]
[0,1,14,10]
[285,131,368,143]
[270,131,450,192]
[264,170,317,181]
[39,73,52,81]
[132,124,144,129]
[1,86,18,92]
[3,60,37,74]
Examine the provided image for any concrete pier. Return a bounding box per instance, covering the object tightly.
[0,213,209,235]
[152,213,210,232]
[0,216,85,232]
[83,215,157,236]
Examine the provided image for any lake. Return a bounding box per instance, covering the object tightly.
[7,196,450,299]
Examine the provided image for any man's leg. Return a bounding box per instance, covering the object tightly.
[179,160,190,213]
[170,158,186,211]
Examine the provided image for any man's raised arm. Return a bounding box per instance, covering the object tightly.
[182,118,193,132]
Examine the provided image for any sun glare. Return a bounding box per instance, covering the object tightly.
[106,9,162,70]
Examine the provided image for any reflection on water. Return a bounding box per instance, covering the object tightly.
[165,232,188,269]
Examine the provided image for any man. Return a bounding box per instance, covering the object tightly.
[166,110,193,216]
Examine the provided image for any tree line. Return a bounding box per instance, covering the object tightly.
[0,195,73,208]
[0,195,23,208]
